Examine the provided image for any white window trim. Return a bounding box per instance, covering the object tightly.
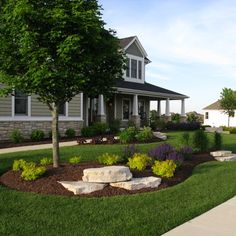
[13,92,29,117]
[122,98,131,121]
[124,54,145,84]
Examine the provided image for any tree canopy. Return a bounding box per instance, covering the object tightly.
[0,0,125,167]
[220,88,236,127]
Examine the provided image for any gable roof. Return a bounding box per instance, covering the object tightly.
[203,100,222,110]
[119,36,136,49]
[115,80,188,99]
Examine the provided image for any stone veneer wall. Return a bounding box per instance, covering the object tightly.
[0,121,84,141]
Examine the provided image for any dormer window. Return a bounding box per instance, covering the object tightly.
[126,57,143,80]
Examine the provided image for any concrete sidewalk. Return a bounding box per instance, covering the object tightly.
[163,196,236,236]
[0,141,78,154]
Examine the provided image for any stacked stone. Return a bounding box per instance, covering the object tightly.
[58,166,161,195]
[210,150,236,161]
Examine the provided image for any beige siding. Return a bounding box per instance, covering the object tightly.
[31,95,50,116]
[126,42,143,57]
[68,94,81,117]
[0,96,12,116]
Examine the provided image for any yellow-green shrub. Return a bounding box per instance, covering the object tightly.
[98,153,120,165]
[40,157,52,166]
[127,153,152,171]
[12,159,27,171]
[21,166,46,181]
[152,160,177,178]
[69,156,82,164]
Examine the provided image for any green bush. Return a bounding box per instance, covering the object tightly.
[109,119,121,134]
[214,132,222,150]
[81,126,95,137]
[10,129,23,144]
[12,159,27,171]
[65,128,76,138]
[152,160,177,178]
[92,122,108,135]
[119,127,137,144]
[98,153,120,165]
[135,126,153,142]
[127,153,152,171]
[192,129,209,152]
[40,157,52,166]
[68,156,81,164]
[21,166,46,181]
[30,129,45,141]
[222,126,236,134]
[181,132,190,146]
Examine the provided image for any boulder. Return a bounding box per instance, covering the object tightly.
[58,181,106,195]
[82,166,132,183]
[110,177,161,190]
[210,150,232,157]
[215,154,236,162]
[153,132,167,141]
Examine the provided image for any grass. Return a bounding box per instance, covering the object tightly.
[0,131,236,235]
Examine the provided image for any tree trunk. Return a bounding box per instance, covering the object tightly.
[51,103,60,167]
[228,115,230,127]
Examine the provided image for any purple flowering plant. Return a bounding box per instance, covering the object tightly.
[148,143,174,161]
[179,146,193,160]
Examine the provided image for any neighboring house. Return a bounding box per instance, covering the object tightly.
[203,100,236,127]
[0,36,188,141]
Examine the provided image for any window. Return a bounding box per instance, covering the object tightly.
[122,99,130,120]
[15,90,28,115]
[59,103,66,115]
[138,100,146,119]
[205,112,209,119]
[126,59,130,77]
[126,57,143,80]
[131,59,137,78]
[138,61,142,79]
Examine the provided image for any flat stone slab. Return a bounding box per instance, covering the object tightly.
[82,166,132,183]
[210,150,232,157]
[153,132,167,140]
[58,181,106,194]
[215,154,236,162]
[110,177,161,190]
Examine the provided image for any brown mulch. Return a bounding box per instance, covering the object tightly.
[0,154,214,198]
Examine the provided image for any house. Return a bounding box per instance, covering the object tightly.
[203,100,236,127]
[0,36,188,141]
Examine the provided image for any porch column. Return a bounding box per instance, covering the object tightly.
[131,94,140,127]
[85,95,89,126]
[97,94,106,123]
[165,98,171,122]
[180,99,187,122]
[157,100,161,117]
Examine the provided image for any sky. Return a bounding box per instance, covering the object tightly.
[99,0,236,114]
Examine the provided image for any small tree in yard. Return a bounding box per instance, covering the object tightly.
[0,0,125,167]
[220,88,236,127]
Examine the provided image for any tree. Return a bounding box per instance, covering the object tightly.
[220,88,236,127]
[0,0,125,167]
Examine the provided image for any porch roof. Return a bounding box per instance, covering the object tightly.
[115,80,189,100]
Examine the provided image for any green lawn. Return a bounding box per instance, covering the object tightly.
[0,132,236,236]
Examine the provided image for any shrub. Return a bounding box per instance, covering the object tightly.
[214,132,222,150]
[81,126,95,137]
[12,159,27,171]
[166,151,184,167]
[98,153,120,165]
[10,129,23,144]
[92,123,108,135]
[21,166,46,181]
[40,157,52,166]
[166,122,201,131]
[68,156,82,164]
[135,126,153,142]
[109,119,121,134]
[179,146,193,160]
[152,160,177,178]
[127,153,152,171]
[181,132,190,146]
[122,144,140,162]
[149,143,174,161]
[65,128,76,138]
[222,126,236,134]
[150,118,166,131]
[192,129,209,152]
[119,127,137,144]
[30,129,45,141]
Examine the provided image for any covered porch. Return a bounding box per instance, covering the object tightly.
[83,81,188,128]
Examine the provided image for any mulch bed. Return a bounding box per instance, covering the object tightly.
[0,153,215,198]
